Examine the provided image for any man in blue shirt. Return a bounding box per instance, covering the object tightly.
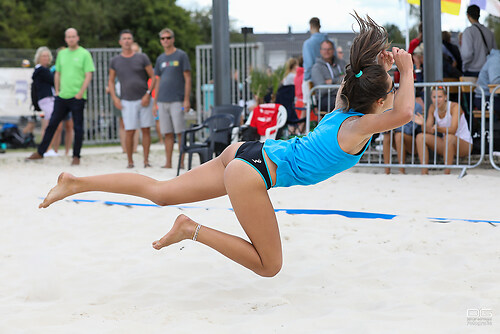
[475,49,500,114]
[302,17,328,103]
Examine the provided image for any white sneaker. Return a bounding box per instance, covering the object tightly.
[43,149,59,157]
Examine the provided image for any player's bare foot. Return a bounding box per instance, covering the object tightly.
[152,214,198,250]
[39,172,77,208]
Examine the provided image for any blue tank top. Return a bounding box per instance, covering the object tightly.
[263,109,371,188]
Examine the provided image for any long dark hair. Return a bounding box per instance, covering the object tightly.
[341,12,391,114]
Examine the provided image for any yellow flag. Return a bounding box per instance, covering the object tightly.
[407,0,461,16]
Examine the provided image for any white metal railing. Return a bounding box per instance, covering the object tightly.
[489,85,500,170]
[195,42,264,125]
[306,81,488,176]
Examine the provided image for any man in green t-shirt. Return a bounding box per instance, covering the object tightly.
[27,28,95,165]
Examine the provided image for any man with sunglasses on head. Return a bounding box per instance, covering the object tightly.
[153,28,192,169]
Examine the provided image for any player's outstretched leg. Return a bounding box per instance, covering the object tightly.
[39,143,243,209]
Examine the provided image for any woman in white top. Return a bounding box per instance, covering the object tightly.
[415,86,472,174]
[282,58,298,86]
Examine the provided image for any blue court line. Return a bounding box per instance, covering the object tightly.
[64,198,499,225]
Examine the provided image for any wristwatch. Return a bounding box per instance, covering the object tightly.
[146,90,151,95]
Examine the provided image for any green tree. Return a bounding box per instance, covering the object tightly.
[486,15,500,49]
[15,0,201,62]
[384,24,405,45]
[0,0,41,48]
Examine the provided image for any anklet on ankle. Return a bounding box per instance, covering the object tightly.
[192,224,202,241]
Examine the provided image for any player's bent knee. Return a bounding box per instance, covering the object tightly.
[258,263,282,278]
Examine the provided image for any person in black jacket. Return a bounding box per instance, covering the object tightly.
[442,31,463,79]
[32,46,64,156]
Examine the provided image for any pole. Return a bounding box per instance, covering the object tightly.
[422,0,442,83]
[244,32,247,117]
[212,0,231,107]
[405,1,410,50]
[241,27,253,118]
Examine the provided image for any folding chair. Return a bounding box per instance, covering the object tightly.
[177,113,234,175]
[212,104,243,142]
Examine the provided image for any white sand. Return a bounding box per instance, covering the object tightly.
[1,144,499,333]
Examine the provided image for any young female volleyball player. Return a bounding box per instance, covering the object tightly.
[39,13,415,277]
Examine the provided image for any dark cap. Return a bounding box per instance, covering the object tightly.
[467,5,480,20]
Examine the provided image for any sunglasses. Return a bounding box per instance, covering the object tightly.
[385,81,396,95]
[160,36,173,40]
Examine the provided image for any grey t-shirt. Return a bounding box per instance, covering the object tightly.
[154,49,191,103]
[110,53,151,100]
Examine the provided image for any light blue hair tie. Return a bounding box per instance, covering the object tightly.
[355,70,363,78]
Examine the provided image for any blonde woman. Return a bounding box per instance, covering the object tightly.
[282,58,298,86]
[32,47,63,156]
[415,86,472,174]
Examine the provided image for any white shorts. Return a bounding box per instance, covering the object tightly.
[157,101,185,134]
[38,96,55,120]
[121,99,154,130]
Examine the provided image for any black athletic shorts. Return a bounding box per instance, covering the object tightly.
[234,141,273,190]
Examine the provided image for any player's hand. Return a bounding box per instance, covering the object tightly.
[377,50,394,72]
[392,47,413,75]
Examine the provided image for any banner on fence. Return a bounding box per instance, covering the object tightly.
[0,68,32,117]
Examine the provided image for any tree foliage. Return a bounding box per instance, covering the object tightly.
[1,0,209,62]
[384,24,405,45]
[1,0,245,63]
[0,0,43,48]
[486,15,500,50]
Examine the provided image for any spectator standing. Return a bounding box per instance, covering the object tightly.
[294,56,304,103]
[442,31,462,75]
[27,28,94,165]
[302,17,328,103]
[460,5,496,77]
[134,41,163,145]
[49,46,75,157]
[282,58,298,86]
[32,46,63,157]
[108,30,155,168]
[311,40,344,112]
[153,28,192,169]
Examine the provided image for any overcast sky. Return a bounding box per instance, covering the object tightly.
[177,0,485,35]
